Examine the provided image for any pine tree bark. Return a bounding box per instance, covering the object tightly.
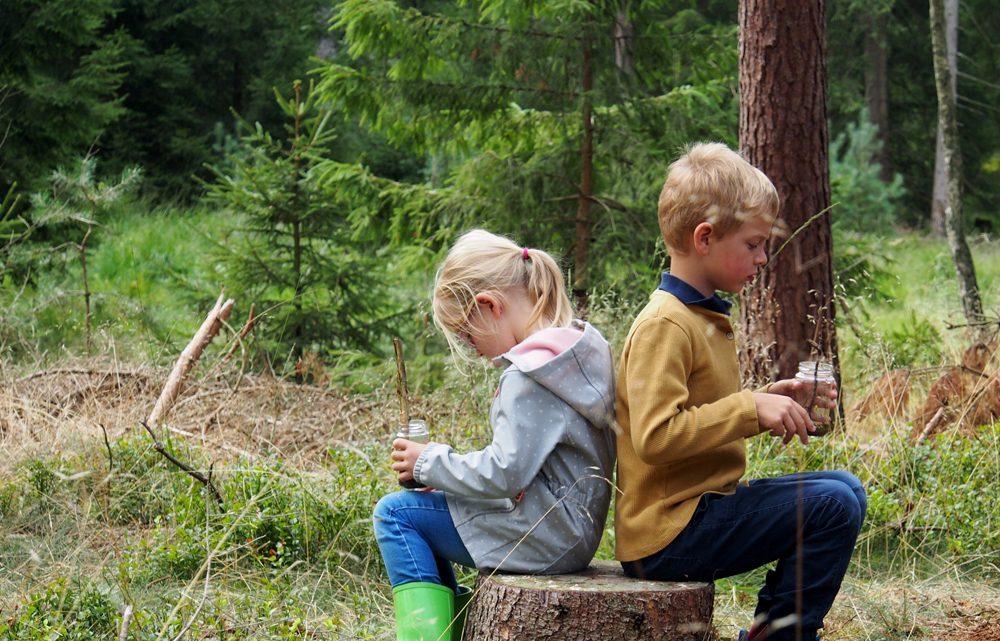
[738,0,839,386]
[930,0,958,237]
[864,10,891,180]
[930,0,984,330]
[463,561,714,641]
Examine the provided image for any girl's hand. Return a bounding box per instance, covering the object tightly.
[391,438,429,483]
[768,378,838,423]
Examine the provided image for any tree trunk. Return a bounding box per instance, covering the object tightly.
[864,10,891,180]
[573,26,594,318]
[738,0,839,387]
[930,0,983,330]
[463,561,714,641]
[930,0,958,237]
[614,2,634,84]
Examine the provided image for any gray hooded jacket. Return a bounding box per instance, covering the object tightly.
[413,320,616,574]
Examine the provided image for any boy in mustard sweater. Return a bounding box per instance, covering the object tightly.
[616,143,866,641]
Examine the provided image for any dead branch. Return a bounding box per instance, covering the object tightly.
[118,604,134,641]
[147,290,234,429]
[916,407,951,446]
[141,290,233,506]
[223,302,257,362]
[141,420,224,505]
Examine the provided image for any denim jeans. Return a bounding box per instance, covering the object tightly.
[622,471,866,641]
[373,489,476,592]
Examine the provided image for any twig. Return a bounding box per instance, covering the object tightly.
[915,407,951,446]
[142,290,233,506]
[100,423,113,470]
[223,303,257,362]
[118,604,134,641]
[141,420,224,506]
[752,203,838,288]
[393,337,410,435]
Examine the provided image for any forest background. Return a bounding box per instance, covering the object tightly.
[1,0,1000,639]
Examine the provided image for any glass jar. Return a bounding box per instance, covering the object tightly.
[396,419,429,489]
[794,361,837,436]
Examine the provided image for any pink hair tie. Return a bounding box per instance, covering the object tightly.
[522,247,530,260]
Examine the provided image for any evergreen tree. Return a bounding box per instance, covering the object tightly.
[317,0,739,309]
[827,0,1000,228]
[98,0,337,196]
[205,81,399,363]
[0,0,127,195]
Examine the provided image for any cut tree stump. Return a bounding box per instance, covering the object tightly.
[463,560,714,641]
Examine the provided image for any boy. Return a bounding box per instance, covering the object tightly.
[615,143,866,641]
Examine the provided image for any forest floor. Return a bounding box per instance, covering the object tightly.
[4,355,1000,640]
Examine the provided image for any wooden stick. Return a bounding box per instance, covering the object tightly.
[147,290,234,430]
[393,337,410,435]
[223,302,257,362]
[118,604,134,641]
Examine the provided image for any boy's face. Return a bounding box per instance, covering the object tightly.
[705,215,772,294]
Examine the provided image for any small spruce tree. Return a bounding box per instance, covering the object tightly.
[30,157,142,356]
[205,80,398,367]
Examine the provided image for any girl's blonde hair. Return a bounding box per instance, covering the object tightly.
[433,230,573,358]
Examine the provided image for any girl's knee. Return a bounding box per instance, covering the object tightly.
[373,491,408,532]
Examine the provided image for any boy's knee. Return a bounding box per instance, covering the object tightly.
[823,479,865,531]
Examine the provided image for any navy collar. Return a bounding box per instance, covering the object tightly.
[658,272,733,316]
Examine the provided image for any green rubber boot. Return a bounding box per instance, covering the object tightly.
[451,586,473,641]
[393,582,454,641]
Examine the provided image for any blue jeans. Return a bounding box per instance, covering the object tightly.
[373,490,476,592]
[622,471,866,641]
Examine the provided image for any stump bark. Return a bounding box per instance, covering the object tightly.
[463,560,714,641]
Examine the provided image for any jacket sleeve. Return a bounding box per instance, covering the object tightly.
[625,317,759,466]
[413,371,568,499]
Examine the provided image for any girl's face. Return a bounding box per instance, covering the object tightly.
[457,290,534,362]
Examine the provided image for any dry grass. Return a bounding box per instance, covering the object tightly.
[0,357,485,468]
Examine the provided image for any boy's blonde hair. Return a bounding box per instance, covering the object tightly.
[433,230,573,358]
[658,142,779,253]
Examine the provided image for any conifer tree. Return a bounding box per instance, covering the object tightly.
[317,0,739,311]
[31,157,142,357]
[206,81,398,363]
[0,0,127,195]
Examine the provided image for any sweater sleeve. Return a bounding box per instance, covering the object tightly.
[413,372,568,499]
[625,317,759,466]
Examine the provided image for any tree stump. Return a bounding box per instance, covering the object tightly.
[463,560,714,641]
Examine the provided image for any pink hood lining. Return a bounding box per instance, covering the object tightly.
[506,326,584,370]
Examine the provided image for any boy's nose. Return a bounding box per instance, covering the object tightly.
[754,249,767,265]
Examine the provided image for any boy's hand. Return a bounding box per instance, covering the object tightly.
[752,393,813,445]
[768,377,838,424]
[391,438,429,482]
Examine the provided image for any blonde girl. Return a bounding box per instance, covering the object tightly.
[373,230,617,641]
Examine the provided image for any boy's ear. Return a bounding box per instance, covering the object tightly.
[692,222,714,256]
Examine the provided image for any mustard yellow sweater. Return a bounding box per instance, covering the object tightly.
[615,290,765,562]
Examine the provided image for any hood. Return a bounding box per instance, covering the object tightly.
[493,320,617,432]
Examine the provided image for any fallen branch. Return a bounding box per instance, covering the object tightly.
[915,406,951,446]
[119,604,134,641]
[141,420,224,505]
[223,302,257,362]
[142,290,233,506]
[147,290,234,429]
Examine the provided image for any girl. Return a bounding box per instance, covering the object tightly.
[374,230,617,641]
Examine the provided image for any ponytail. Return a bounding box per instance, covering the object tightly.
[433,230,573,357]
